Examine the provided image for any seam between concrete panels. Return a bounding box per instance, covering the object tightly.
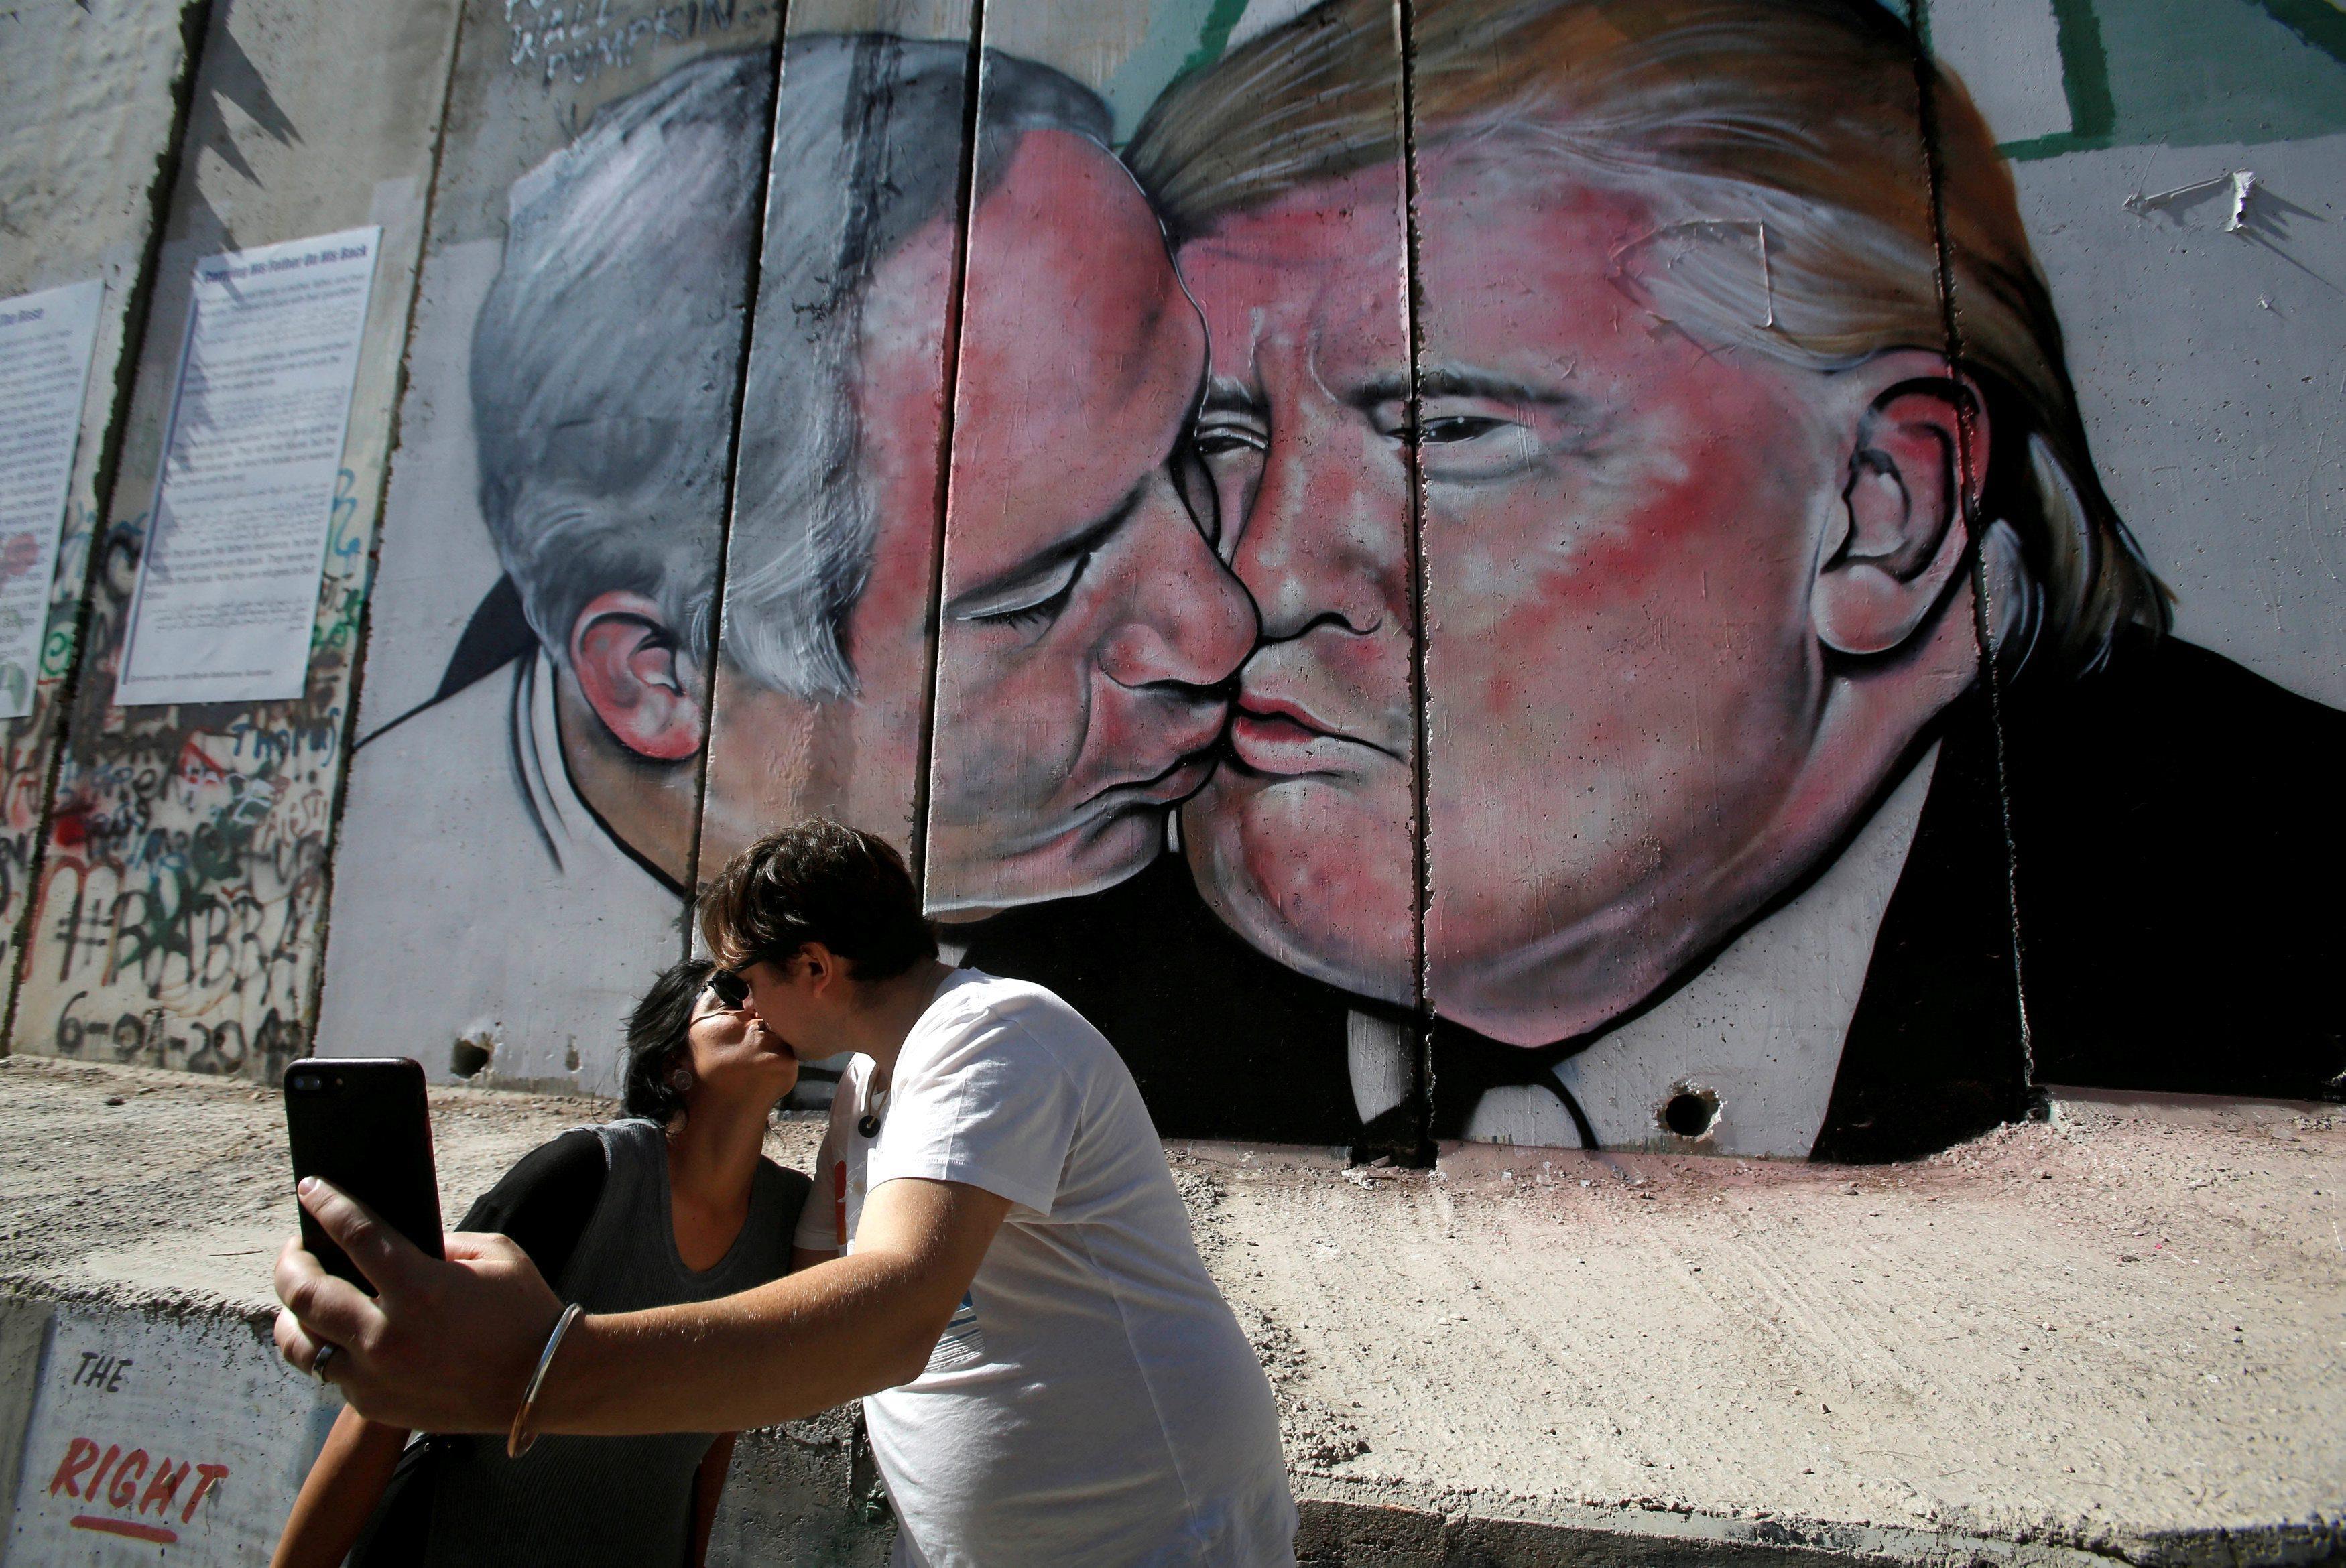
[1,0,219,1059]
[679,15,793,948]
[1395,0,1436,1167]
[302,0,473,1041]
[910,0,991,897]
[1906,0,2040,1108]
[855,11,984,1492]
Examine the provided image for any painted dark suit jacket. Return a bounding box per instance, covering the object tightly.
[962,635,2345,1162]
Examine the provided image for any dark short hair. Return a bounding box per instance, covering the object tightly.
[698,820,936,981]
[622,957,715,1124]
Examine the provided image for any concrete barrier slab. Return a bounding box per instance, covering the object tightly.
[0,1057,2337,1567]
[2,1303,335,1567]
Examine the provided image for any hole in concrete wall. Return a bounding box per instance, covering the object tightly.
[450,1036,492,1079]
[1662,1087,1718,1139]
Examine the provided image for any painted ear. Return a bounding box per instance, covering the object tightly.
[568,590,704,761]
[1813,375,1987,657]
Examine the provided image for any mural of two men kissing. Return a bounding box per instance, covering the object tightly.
[322,0,2346,1162]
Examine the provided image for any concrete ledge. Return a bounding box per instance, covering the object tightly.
[1172,1099,2343,1568]
[1294,1478,2346,1568]
[0,1056,2337,1566]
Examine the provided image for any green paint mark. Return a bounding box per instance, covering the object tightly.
[1101,0,1225,144]
[2050,0,2117,142]
[2253,0,2346,66]
[1178,0,1255,80]
[1997,0,2346,159]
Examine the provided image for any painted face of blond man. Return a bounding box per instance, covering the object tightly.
[1178,143,1986,1042]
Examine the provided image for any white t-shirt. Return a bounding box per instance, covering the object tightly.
[794,970,1295,1568]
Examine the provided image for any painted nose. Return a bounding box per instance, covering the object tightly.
[1097,472,1258,690]
[1235,407,1410,642]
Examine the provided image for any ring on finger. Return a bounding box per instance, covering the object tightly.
[311,1341,341,1384]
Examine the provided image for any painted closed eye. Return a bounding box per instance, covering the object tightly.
[952,550,1093,632]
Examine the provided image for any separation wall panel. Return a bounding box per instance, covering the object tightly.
[0,0,206,1039]
[314,0,782,1093]
[13,0,464,1080]
[694,10,977,880]
[1413,0,2022,1161]
[952,0,1426,1149]
[1922,0,2346,1108]
[692,7,975,1112]
[2,1303,341,1565]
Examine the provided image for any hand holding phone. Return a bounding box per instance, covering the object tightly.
[283,1057,444,1293]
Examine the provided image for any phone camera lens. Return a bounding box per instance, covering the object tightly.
[290,1072,322,1092]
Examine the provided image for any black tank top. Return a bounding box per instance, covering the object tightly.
[408,1119,806,1568]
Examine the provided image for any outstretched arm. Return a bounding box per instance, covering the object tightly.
[274,1173,1009,1436]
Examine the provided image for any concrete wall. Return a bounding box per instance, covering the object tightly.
[8,0,461,1082]
[0,0,208,1035]
[3,0,2339,1161]
[1,1298,341,1565]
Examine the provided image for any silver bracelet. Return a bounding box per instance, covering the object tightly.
[507,1303,584,1459]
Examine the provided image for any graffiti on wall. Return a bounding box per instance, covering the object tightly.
[0,0,204,1038]
[4,0,462,1082]
[503,0,773,87]
[18,471,364,1081]
[208,0,2346,1154]
[0,491,98,1015]
[7,1306,337,1565]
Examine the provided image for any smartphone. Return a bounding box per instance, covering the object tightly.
[283,1057,444,1293]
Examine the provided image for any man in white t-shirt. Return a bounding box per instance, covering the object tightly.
[273,820,1296,1568]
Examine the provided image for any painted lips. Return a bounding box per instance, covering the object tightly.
[1089,748,1217,811]
[1081,702,1231,811]
[1229,692,1387,775]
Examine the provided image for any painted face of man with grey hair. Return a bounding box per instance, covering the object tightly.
[692,36,1253,913]
[485,40,1251,912]
[463,50,765,891]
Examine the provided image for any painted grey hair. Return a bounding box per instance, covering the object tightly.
[719,35,1109,700]
[471,50,771,673]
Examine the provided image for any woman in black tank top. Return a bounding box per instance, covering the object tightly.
[272,958,812,1568]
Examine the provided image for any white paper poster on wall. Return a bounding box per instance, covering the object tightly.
[114,227,379,708]
[0,279,106,721]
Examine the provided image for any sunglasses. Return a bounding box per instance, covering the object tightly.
[704,969,751,1010]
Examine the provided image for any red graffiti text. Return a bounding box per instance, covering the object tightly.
[46,1434,227,1544]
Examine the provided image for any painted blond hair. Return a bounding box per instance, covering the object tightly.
[1126,0,2168,675]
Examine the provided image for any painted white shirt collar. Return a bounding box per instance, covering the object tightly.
[512,646,667,892]
[1351,743,1942,1161]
